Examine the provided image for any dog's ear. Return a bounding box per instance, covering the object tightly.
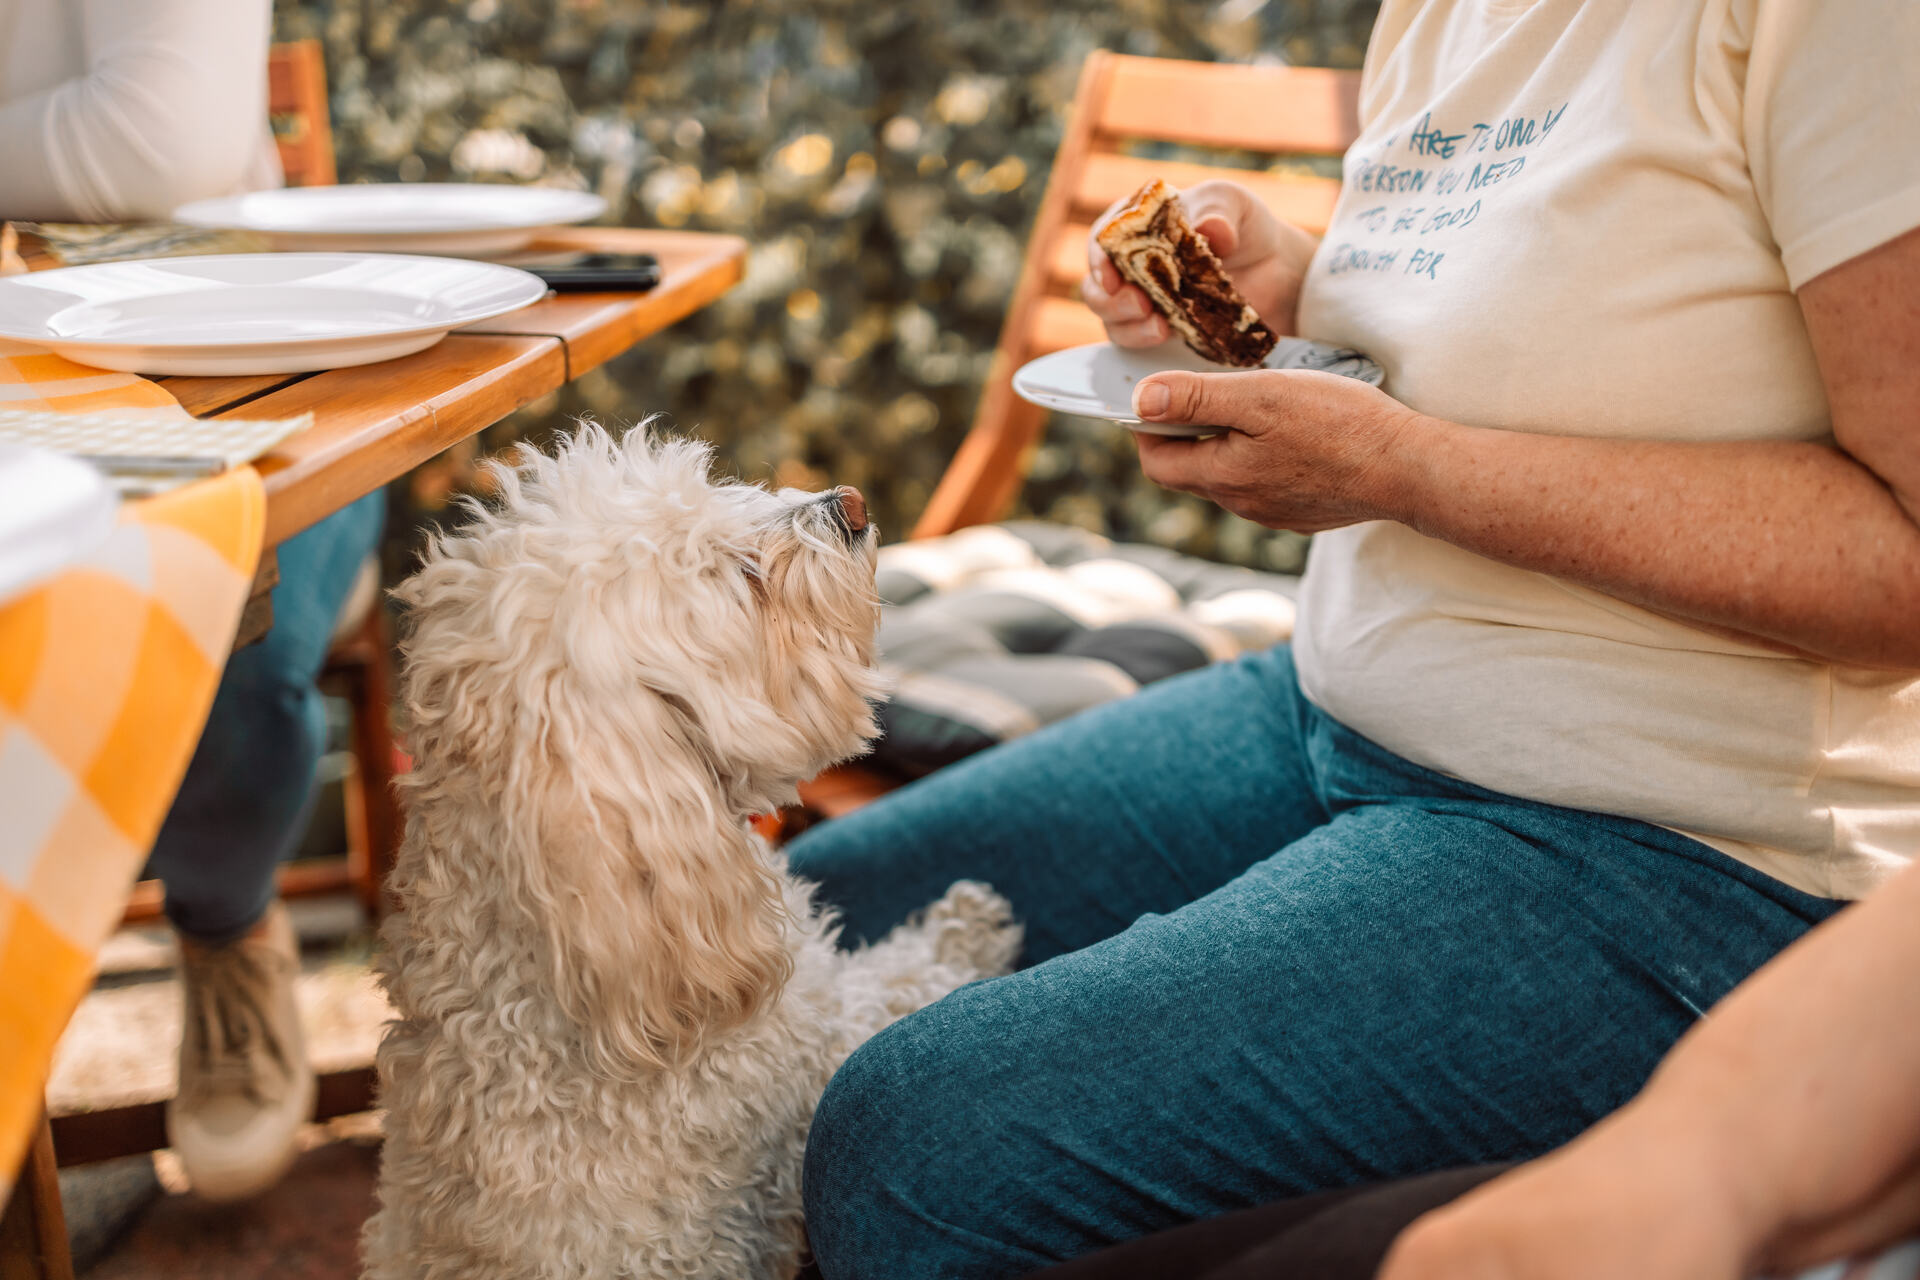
[505,691,796,1075]
[403,618,795,1074]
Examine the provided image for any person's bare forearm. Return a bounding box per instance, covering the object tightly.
[1377,860,1920,1279]
[1118,196,1920,670]
[1386,416,1920,668]
[1617,859,1920,1259]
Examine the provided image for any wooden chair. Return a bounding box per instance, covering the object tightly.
[916,51,1359,537]
[119,39,402,927]
[793,52,1362,824]
[267,39,337,189]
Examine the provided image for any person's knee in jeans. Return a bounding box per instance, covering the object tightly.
[805,1008,1025,1279]
[805,1032,949,1278]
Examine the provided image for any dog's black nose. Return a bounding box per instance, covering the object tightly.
[833,486,868,533]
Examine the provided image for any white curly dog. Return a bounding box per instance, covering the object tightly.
[363,427,1020,1280]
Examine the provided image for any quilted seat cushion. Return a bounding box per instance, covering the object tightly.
[866,522,1300,777]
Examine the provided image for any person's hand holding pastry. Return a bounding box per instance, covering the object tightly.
[1082,178,1318,354]
[1082,178,1418,534]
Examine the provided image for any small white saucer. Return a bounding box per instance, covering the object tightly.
[0,253,551,375]
[1012,337,1385,437]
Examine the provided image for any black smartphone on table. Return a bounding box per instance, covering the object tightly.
[528,252,662,292]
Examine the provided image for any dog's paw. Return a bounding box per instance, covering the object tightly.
[921,881,1022,977]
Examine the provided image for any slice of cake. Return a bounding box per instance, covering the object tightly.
[1095,179,1278,368]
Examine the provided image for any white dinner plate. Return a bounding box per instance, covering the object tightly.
[0,254,550,375]
[173,184,607,257]
[0,443,118,607]
[1012,338,1386,437]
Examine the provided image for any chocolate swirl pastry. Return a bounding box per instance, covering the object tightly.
[1095,179,1278,368]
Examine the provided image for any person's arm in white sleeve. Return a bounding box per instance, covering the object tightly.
[0,0,272,222]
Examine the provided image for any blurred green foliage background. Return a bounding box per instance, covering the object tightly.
[274,0,1379,567]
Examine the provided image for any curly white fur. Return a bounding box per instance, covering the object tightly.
[364,426,1020,1280]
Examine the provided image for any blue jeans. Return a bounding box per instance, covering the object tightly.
[789,646,1843,1279]
[144,492,386,943]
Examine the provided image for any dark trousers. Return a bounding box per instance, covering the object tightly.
[1028,1166,1511,1280]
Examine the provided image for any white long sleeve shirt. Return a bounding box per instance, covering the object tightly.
[0,0,280,221]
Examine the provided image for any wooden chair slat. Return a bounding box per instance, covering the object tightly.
[1046,223,1100,294]
[912,50,1121,539]
[267,40,336,188]
[795,764,899,821]
[0,1114,72,1280]
[119,859,354,926]
[1029,295,1109,356]
[1096,59,1361,155]
[51,1068,377,1168]
[1070,154,1344,232]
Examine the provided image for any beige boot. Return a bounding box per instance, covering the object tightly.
[166,901,316,1201]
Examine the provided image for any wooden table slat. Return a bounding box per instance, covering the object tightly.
[233,332,565,546]
[155,371,311,418]
[460,229,747,376]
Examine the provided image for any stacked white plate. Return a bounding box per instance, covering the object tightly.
[0,254,550,376]
[173,184,607,258]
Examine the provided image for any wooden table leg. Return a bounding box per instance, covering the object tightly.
[0,1113,74,1280]
[232,545,280,651]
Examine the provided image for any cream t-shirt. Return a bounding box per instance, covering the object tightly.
[1292,0,1920,899]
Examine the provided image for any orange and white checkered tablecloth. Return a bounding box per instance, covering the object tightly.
[0,342,263,1196]
[0,339,188,416]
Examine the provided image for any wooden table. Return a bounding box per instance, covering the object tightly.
[173,227,745,642]
[162,227,746,549]
[0,226,745,1279]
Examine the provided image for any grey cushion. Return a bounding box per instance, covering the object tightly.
[1059,620,1217,686]
[916,588,1087,653]
[865,522,1300,777]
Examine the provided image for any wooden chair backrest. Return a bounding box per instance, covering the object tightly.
[911,52,1362,538]
[267,39,337,188]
